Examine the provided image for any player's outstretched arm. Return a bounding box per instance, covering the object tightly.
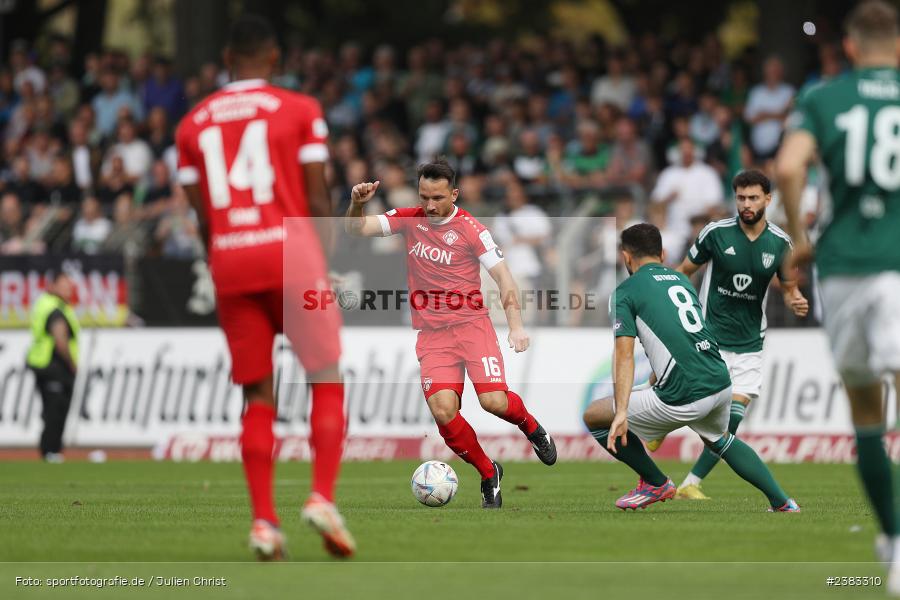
[775,131,816,262]
[488,261,529,352]
[344,181,385,237]
[609,335,635,453]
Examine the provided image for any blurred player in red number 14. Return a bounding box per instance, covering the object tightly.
[175,15,353,560]
[345,159,558,509]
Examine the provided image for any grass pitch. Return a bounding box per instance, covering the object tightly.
[0,460,887,599]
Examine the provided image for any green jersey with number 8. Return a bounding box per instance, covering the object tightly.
[612,262,731,406]
[788,67,900,279]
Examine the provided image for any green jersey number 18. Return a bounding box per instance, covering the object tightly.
[835,105,900,190]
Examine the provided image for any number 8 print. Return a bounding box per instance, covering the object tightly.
[667,285,703,333]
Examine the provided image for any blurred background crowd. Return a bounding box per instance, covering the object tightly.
[0,0,848,327]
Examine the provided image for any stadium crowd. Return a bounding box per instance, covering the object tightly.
[0,31,833,320]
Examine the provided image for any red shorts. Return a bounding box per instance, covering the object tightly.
[216,284,342,385]
[415,316,508,399]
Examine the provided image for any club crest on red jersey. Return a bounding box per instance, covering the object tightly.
[442,230,459,246]
[422,377,432,392]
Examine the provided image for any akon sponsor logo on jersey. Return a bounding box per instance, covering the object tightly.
[409,241,453,265]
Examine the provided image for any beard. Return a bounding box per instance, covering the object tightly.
[739,207,765,225]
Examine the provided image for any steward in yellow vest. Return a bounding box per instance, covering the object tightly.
[26,272,79,462]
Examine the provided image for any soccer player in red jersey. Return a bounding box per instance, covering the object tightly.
[175,15,353,559]
[345,160,557,508]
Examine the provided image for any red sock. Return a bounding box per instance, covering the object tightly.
[240,402,278,525]
[501,390,538,436]
[437,413,495,479]
[309,382,346,502]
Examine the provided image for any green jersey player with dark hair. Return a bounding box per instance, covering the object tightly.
[582,222,797,512]
[665,169,809,500]
[776,0,900,591]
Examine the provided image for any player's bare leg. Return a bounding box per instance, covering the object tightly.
[677,393,751,500]
[428,389,501,507]
[300,364,356,558]
[241,375,285,561]
[478,390,556,465]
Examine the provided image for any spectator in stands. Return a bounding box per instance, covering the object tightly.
[526,94,554,148]
[378,162,417,210]
[140,160,173,209]
[102,192,145,254]
[563,120,609,189]
[743,56,794,161]
[396,45,443,129]
[591,52,636,111]
[415,99,449,163]
[145,106,173,158]
[34,94,65,140]
[71,195,111,254]
[97,155,134,206]
[491,177,552,299]
[141,56,186,123]
[0,191,24,247]
[25,129,57,185]
[689,90,720,147]
[606,116,653,189]
[102,118,152,183]
[706,104,748,191]
[67,118,97,190]
[92,69,143,138]
[650,138,724,250]
[458,173,491,218]
[9,40,46,95]
[44,157,81,208]
[155,187,200,259]
[512,129,547,184]
[6,155,42,206]
[6,79,36,142]
[444,130,483,178]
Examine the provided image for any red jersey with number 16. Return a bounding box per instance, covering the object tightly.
[378,206,505,329]
[175,79,329,295]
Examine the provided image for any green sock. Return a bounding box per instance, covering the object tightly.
[690,402,747,480]
[716,434,789,507]
[591,429,668,486]
[855,425,897,536]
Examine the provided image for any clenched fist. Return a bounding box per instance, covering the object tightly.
[351,181,381,205]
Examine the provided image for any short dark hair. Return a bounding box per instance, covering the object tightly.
[621,223,662,259]
[731,169,771,194]
[228,14,277,58]
[417,158,457,188]
[847,1,898,45]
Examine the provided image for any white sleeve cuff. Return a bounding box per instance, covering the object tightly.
[479,248,503,269]
[298,143,329,164]
[376,214,392,237]
[177,166,199,185]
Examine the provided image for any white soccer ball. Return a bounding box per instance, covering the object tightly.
[411,460,458,507]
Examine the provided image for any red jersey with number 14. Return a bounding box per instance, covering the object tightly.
[378,206,504,329]
[175,79,329,295]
